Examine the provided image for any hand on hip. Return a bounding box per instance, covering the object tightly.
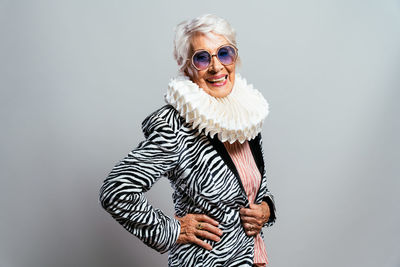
[175,214,223,250]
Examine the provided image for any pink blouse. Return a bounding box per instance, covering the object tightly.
[223,141,268,266]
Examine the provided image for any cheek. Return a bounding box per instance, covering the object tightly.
[187,67,206,84]
[195,72,209,86]
[228,67,235,82]
[227,65,235,76]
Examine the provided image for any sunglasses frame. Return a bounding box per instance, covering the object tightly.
[189,44,238,71]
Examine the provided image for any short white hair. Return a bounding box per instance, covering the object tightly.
[173,14,238,73]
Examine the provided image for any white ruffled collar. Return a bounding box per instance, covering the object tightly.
[164,74,269,144]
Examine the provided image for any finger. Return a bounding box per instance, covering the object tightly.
[242,222,253,231]
[196,229,221,242]
[240,215,258,225]
[239,207,259,217]
[189,235,213,250]
[240,206,265,221]
[197,222,223,237]
[242,223,261,236]
[249,203,261,210]
[196,214,219,226]
[245,203,263,212]
[240,214,265,226]
[244,230,258,237]
[243,222,262,232]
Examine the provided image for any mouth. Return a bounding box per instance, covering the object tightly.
[206,75,228,86]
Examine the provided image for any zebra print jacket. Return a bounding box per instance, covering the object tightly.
[100,104,276,266]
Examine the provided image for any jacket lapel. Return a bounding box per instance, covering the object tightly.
[206,134,240,179]
[206,134,265,206]
[248,133,265,177]
[206,135,246,198]
[249,134,268,203]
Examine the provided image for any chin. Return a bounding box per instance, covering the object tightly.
[208,86,232,98]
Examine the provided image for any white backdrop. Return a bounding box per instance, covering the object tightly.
[1,0,399,266]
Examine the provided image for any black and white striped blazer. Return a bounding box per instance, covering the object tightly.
[100,105,276,266]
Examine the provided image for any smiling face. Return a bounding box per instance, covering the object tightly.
[185,32,236,98]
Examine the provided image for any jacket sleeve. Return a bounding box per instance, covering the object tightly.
[262,192,276,227]
[99,112,183,254]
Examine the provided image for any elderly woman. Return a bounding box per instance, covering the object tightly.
[100,14,276,267]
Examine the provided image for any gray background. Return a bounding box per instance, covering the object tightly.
[1,0,399,266]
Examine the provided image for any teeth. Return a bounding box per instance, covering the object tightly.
[208,76,226,82]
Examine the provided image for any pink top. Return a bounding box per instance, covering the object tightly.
[224,141,268,266]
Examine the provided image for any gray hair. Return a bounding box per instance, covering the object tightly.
[173,14,238,74]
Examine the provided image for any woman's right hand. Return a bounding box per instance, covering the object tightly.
[175,214,223,250]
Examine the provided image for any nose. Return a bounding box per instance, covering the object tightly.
[208,55,223,73]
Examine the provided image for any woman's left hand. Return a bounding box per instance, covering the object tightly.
[239,202,270,236]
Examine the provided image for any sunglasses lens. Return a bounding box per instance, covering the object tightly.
[218,46,237,65]
[193,51,211,70]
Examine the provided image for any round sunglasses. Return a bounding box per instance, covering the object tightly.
[190,44,238,71]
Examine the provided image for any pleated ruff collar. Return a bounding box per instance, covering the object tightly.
[164,74,269,144]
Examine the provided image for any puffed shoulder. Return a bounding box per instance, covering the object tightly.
[141,105,185,138]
